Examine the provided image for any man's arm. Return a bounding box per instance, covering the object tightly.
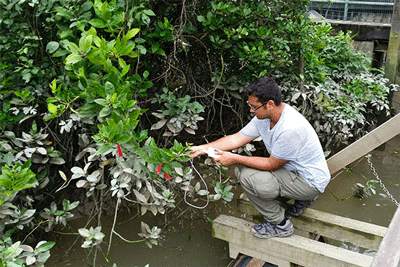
[189,132,254,157]
[215,152,287,171]
[190,132,287,171]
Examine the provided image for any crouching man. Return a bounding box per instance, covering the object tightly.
[189,76,330,239]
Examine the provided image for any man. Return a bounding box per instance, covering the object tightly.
[189,76,330,239]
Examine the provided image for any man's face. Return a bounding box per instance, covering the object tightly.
[247,95,270,120]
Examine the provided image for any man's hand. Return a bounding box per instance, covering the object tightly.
[188,132,254,159]
[188,145,207,158]
[213,151,237,166]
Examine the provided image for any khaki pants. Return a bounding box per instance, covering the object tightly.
[239,167,320,224]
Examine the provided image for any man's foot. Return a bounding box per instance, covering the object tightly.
[287,196,319,217]
[251,218,294,239]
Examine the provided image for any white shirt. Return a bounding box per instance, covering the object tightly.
[240,104,330,192]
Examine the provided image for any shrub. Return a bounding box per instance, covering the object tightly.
[0,0,396,265]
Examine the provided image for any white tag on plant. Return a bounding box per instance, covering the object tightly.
[204,147,222,158]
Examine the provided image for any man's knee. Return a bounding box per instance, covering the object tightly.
[239,167,261,190]
[239,167,280,199]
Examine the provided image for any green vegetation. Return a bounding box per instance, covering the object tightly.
[0,0,396,265]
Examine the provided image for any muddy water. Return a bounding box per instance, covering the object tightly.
[313,135,400,227]
[47,194,238,266]
[48,136,400,266]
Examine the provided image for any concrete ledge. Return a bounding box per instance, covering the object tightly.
[237,197,387,251]
[213,214,374,267]
[325,19,391,28]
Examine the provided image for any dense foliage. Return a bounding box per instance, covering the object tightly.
[0,0,396,265]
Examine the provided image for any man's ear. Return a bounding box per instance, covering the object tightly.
[266,100,275,108]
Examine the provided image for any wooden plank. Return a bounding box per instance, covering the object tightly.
[213,215,374,267]
[371,205,400,267]
[229,243,289,267]
[290,208,386,251]
[237,197,387,251]
[326,113,400,174]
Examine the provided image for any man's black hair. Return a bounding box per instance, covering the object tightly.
[245,76,282,106]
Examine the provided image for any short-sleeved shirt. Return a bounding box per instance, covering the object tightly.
[239,104,330,193]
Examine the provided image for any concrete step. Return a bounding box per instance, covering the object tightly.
[237,196,387,251]
[213,214,374,267]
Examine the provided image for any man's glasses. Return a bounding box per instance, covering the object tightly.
[246,100,267,112]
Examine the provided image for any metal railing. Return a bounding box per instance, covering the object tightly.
[309,0,394,22]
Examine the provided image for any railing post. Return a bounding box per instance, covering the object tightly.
[385,0,400,113]
[370,205,400,267]
[344,0,349,20]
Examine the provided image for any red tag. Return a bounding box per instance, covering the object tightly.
[156,164,162,174]
[117,143,123,157]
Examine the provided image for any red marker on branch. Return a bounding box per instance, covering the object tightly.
[156,164,170,180]
[156,164,162,174]
[117,143,123,157]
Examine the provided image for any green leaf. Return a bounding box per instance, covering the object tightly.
[118,57,127,70]
[22,72,31,83]
[99,107,112,117]
[36,242,55,253]
[141,14,150,25]
[48,103,58,114]
[79,76,88,88]
[48,150,62,157]
[52,49,69,57]
[46,41,59,53]
[89,18,107,28]
[49,79,57,94]
[143,9,155,16]
[86,50,106,65]
[65,54,83,65]
[151,119,167,130]
[223,192,233,201]
[15,90,30,99]
[79,35,93,51]
[123,28,140,41]
[97,143,113,154]
[115,135,131,143]
[111,12,124,25]
[56,8,74,19]
[115,92,127,105]
[5,241,21,258]
[4,153,13,166]
[104,81,115,95]
[121,64,130,77]
[169,161,183,168]
[81,1,92,13]
[223,185,233,192]
[137,45,146,55]
[94,97,106,105]
[197,15,205,22]
[50,158,65,165]
[121,43,135,56]
[128,51,139,58]
[68,42,80,54]
[67,201,79,211]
